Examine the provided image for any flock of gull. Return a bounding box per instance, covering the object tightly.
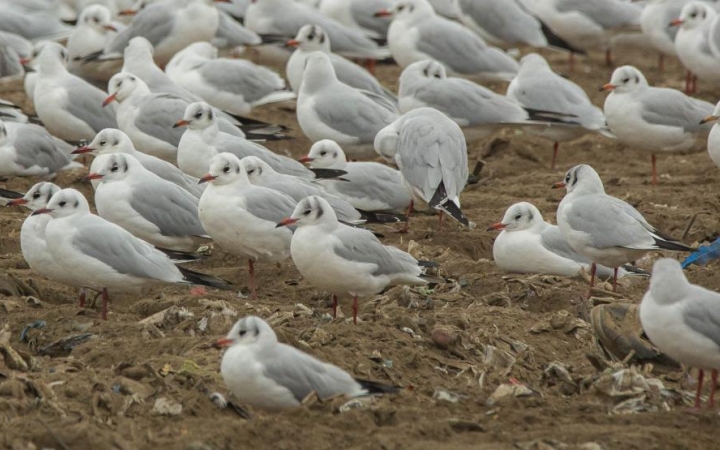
[1,0,720,413]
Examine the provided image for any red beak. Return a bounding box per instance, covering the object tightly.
[286,39,300,47]
[173,119,190,128]
[669,18,684,27]
[199,174,217,184]
[31,207,52,216]
[276,217,298,228]
[117,8,137,16]
[19,57,31,66]
[486,222,506,231]
[83,172,104,181]
[102,93,116,107]
[7,198,28,207]
[374,9,393,17]
[214,338,233,347]
[72,145,94,154]
[103,24,117,32]
[297,156,313,163]
[551,181,566,189]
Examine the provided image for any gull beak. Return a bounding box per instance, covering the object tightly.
[700,115,719,124]
[72,145,94,154]
[297,156,313,163]
[19,57,31,66]
[374,8,393,17]
[551,181,566,189]
[83,172,104,182]
[286,39,300,47]
[6,198,28,207]
[117,8,137,16]
[103,24,117,32]
[199,174,217,184]
[213,337,233,348]
[276,217,298,228]
[486,222,506,231]
[173,119,190,128]
[102,93,117,107]
[600,83,615,92]
[31,207,52,216]
[669,18,684,27]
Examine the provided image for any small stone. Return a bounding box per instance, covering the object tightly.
[433,388,464,403]
[153,397,182,416]
[431,328,456,350]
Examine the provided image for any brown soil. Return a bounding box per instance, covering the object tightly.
[1,44,719,450]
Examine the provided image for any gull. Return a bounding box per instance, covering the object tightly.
[0,34,23,80]
[398,59,568,143]
[300,139,412,213]
[506,53,608,170]
[67,4,123,83]
[277,196,431,323]
[672,2,720,93]
[33,43,118,141]
[36,188,231,319]
[216,316,398,410]
[0,120,82,179]
[0,31,32,66]
[72,128,205,198]
[375,107,469,231]
[175,102,312,180]
[212,9,262,49]
[285,25,396,103]
[245,0,390,59]
[640,0,689,70]
[0,98,32,123]
[376,0,519,81]
[165,42,295,116]
[198,153,296,299]
[86,153,211,252]
[554,164,693,296]
[701,101,720,168]
[488,201,644,279]
[0,7,72,41]
[297,52,399,160]
[639,258,720,409]
[317,0,392,40]
[601,65,713,185]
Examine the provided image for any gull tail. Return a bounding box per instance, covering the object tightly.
[156,247,206,263]
[681,237,720,269]
[354,378,401,396]
[309,168,348,180]
[358,210,407,224]
[0,187,24,200]
[429,181,469,227]
[179,267,233,290]
[651,230,695,252]
[251,91,297,108]
[619,263,650,277]
[539,21,587,55]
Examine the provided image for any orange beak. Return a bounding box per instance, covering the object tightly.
[83,172,104,181]
[72,145,93,154]
[600,83,615,92]
[374,9,392,17]
[102,93,116,107]
[286,39,300,47]
[6,198,28,207]
[486,222,506,231]
[700,115,719,124]
[669,18,684,27]
[31,207,52,216]
[297,156,313,163]
[103,24,117,32]
[551,181,566,189]
[199,174,217,184]
[275,217,298,228]
[214,338,233,347]
[173,119,190,128]
[117,8,137,16]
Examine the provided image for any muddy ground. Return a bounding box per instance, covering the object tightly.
[0,41,719,450]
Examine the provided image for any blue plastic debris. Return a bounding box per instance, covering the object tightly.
[681,237,720,269]
[19,320,46,342]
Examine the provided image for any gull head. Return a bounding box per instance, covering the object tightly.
[488,202,544,232]
[87,153,140,183]
[74,129,134,156]
[176,102,215,130]
[79,5,117,33]
[33,188,90,218]
[377,0,433,21]
[106,72,147,105]
[215,316,276,347]
[303,139,346,169]
[201,152,248,185]
[602,66,648,94]
[554,164,605,196]
[288,25,330,52]
[647,258,690,305]
[673,2,714,29]
[240,156,274,184]
[278,195,337,228]
[8,182,60,211]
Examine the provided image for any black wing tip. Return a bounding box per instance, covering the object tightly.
[654,238,695,253]
[428,181,470,227]
[418,260,439,268]
[539,21,587,55]
[0,188,25,200]
[178,267,234,291]
[355,378,401,395]
[155,246,205,262]
[620,264,650,277]
[309,168,348,179]
[358,211,408,224]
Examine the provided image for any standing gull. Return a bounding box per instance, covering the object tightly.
[317,0,392,40]
[216,316,398,410]
[672,2,720,93]
[554,164,693,296]
[67,4,122,83]
[277,196,431,323]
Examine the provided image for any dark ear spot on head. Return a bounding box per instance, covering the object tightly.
[235,165,240,174]
[318,33,325,44]
[74,200,79,208]
[208,109,213,119]
[528,211,534,221]
[113,139,119,146]
[316,204,324,219]
[123,162,128,172]
[46,192,53,203]
[254,328,260,337]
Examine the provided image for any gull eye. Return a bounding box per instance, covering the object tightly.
[238,330,246,336]
[100,140,107,146]
[117,80,123,87]
[93,16,99,22]
[319,151,327,156]
[398,5,405,11]
[622,77,629,83]
[222,165,230,173]
[691,12,697,18]
[32,192,41,199]
[194,112,203,119]
[59,201,67,207]
[514,214,522,220]
[303,209,311,216]
[565,175,571,182]
[110,164,119,172]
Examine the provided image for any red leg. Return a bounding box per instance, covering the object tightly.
[332,295,338,318]
[685,71,692,94]
[364,59,376,75]
[551,142,559,170]
[692,75,698,94]
[651,154,657,186]
[605,49,612,67]
[79,289,86,308]
[400,200,413,234]
[438,211,444,231]
[101,288,108,321]
[612,267,618,292]
[248,259,257,300]
[658,53,665,72]
[587,263,596,299]
[710,370,718,408]
[352,296,358,325]
[695,369,705,409]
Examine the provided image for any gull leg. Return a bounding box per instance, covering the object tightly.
[399,200,413,234]
[710,370,718,408]
[332,295,338,318]
[551,142,559,170]
[352,295,358,325]
[78,289,86,308]
[101,288,109,321]
[364,59,376,75]
[685,71,691,94]
[248,259,257,300]
[612,267,618,292]
[651,154,657,186]
[587,263,596,299]
[692,75,698,94]
[695,369,705,409]
[658,53,665,72]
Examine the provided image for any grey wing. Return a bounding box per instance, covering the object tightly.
[130,180,206,237]
[243,188,297,223]
[314,88,398,142]
[72,218,179,281]
[331,55,395,101]
[359,89,400,115]
[136,153,205,197]
[540,225,589,264]
[333,225,419,276]
[135,94,187,147]
[261,344,360,401]
[682,286,720,348]
[638,88,715,132]
[350,0,392,38]
[64,77,118,133]
[554,0,640,28]
[199,60,285,103]
[107,2,176,52]
[334,164,407,207]
[0,44,22,78]
[564,196,657,250]
[14,125,72,173]
[214,10,261,47]
[459,0,543,45]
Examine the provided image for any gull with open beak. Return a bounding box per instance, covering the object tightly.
[602,65,713,185]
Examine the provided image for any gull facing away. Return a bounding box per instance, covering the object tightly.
[285,25,396,104]
[554,165,693,296]
[277,196,432,323]
[0,120,82,179]
[672,2,720,93]
[506,53,608,170]
[300,140,412,214]
[602,65,713,185]
[297,52,399,160]
[375,107,469,231]
[35,188,232,319]
[165,42,295,116]
[216,316,399,410]
[488,202,645,279]
[198,153,296,299]
[640,258,720,409]
[87,153,211,253]
[376,0,519,81]
[700,100,720,169]
[33,43,118,141]
[73,128,205,198]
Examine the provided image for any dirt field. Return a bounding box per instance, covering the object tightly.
[1,41,719,450]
